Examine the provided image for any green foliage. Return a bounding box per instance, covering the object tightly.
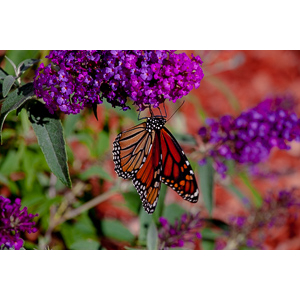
[79,165,112,182]
[101,219,135,243]
[122,191,141,215]
[16,59,40,78]
[162,203,187,224]
[147,221,158,250]
[26,100,71,188]
[2,75,16,97]
[152,184,167,223]
[138,208,153,245]
[0,82,34,143]
[199,157,215,215]
[239,172,263,207]
[60,213,100,250]
[3,51,40,75]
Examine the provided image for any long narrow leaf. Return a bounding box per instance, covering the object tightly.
[26,100,71,188]
[152,184,167,223]
[199,158,215,215]
[147,221,158,250]
[239,172,263,207]
[138,208,153,245]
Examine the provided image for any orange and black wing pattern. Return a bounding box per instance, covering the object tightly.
[112,122,155,179]
[160,126,199,203]
[132,131,162,214]
[113,116,198,214]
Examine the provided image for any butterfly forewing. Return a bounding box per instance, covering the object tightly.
[113,122,155,179]
[160,127,199,203]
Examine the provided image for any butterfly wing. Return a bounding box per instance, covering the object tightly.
[160,126,199,203]
[133,131,162,214]
[113,122,155,179]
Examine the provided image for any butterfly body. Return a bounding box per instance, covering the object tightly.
[113,116,199,214]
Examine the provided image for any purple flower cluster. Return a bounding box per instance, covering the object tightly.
[215,189,300,250]
[199,97,300,177]
[0,196,38,250]
[158,213,202,249]
[34,50,204,114]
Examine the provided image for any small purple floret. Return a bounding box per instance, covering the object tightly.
[0,196,38,250]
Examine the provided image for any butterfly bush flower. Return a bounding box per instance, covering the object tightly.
[198,97,300,177]
[34,50,204,114]
[0,196,38,250]
[158,213,202,249]
[215,189,300,250]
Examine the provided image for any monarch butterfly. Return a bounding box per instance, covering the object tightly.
[112,110,199,214]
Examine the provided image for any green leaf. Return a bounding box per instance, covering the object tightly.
[147,221,158,250]
[79,165,112,181]
[172,133,197,147]
[103,100,138,121]
[0,67,9,79]
[70,240,100,250]
[60,213,100,249]
[0,173,9,185]
[138,208,153,245]
[201,228,223,241]
[199,158,214,215]
[0,150,20,175]
[22,149,42,190]
[75,132,94,150]
[204,74,241,113]
[101,219,135,243]
[162,203,186,224]
[201,240,215,250]
[5,56,17,76]
[17,59,40,77]
[239,172,263,207]
[225,183,250,208]
[122,191,141,215]
[23,241,37,250]
[26,100,71,188]
[152,184,167,223]
[32,196,62,217]
[124,246,139,250]
[200,228,221,250]
[63,113,81,137]
[0,82,35,143]
[203,218,230,231]
[2,75,15,97]
[95,131,109,157]
[4,51,39,75]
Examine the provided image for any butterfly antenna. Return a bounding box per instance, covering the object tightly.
[138,108,142,120]
[138,105,152,120]
[158,106,163,117]
[163,102,167,118]
[166,99,185,122]
[149,105,154,117]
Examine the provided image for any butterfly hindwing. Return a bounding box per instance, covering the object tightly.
[160,127,199,203]
[133,131,162,214]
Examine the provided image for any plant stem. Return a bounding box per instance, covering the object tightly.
[57,189,118,224]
